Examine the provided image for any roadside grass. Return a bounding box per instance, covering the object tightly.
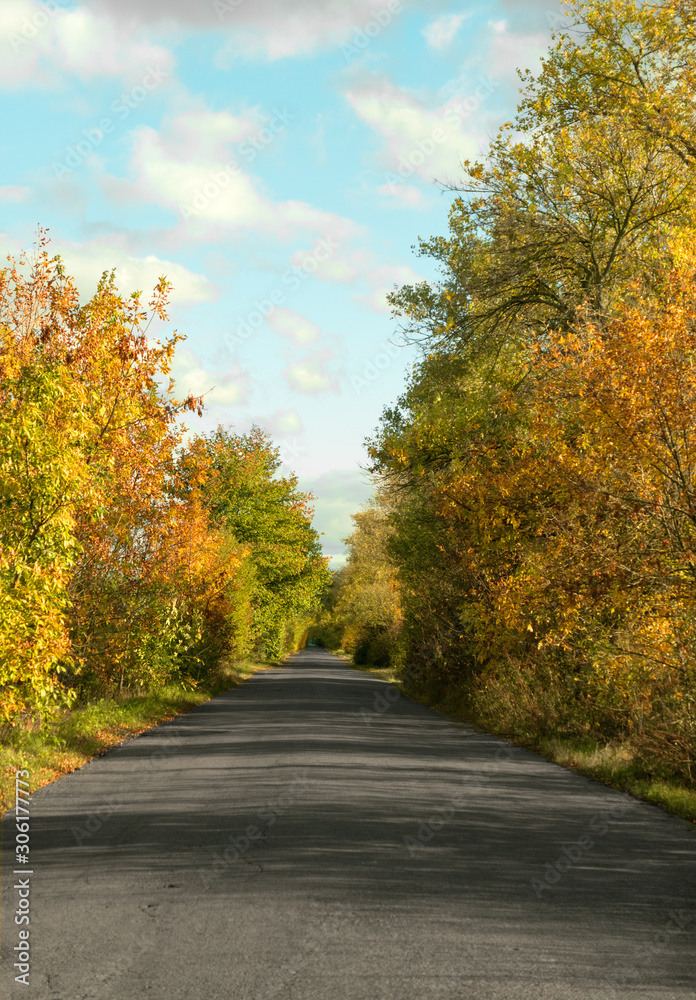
[534,736,696,824]
[341,655,398,684]
[350,658,696,826]
[0,659,270,815]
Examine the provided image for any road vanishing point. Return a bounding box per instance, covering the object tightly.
[2,647,695,998]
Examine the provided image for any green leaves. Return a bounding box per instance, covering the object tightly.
[0,243,327,719]
[343,0,696,779]
[182,426,329,662]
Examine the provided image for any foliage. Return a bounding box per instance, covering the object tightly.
[181,425,330,661]
[0,237,325,721]
[314,502,404,667]
[326,0,696,790]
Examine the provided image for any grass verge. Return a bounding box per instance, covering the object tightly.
[533,736,696,824]
[0,659,271,815]
[351,658,696,826]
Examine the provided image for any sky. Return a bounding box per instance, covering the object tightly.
[0,0,564,564]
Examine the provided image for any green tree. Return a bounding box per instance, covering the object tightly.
[192,426,330,659]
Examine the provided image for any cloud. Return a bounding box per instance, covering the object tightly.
[298,468,374,560]
[169,347,249,407]
[105,114,359,243]
[0,185,32,202]
[54,10,174,84]
[343,73,494,184]
[422,12,471,50]
[0,230,216,313]
[498,0,566,32]
[54,238,215,304]
[77,0,413,61]
[487,19,552,79]
[354,262,423,313]
[268,308,322,345]
[377,181,424,208]
[289,239,359,282]
[0,0,175,89]
[284,350,341,395]
[268,408,303,435]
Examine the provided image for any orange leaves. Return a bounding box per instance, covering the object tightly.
[0,240,274,714]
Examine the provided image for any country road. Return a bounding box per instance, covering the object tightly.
[2,647,694,999]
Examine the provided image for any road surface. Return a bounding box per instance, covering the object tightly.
[2,647,695,998]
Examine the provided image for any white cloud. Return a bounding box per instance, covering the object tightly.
[487,18,550,78]
[0,185,32,201]
[354,263,423,313]
[107,115,359,243]
[79,0,412,61]
[377,181,424,208]
[268,308,322,345]
[169,347,248,407]
[289,239,359,283]
[55,10,174,84]
[299,468,374,559]
[498,0,566,32]
[0,1,175,89]
[57,239,215,304]
[344,74,491,184]
[267,408,304,434]
[284,350,341,395]
[422,12,471,50]
[0,231,215,307]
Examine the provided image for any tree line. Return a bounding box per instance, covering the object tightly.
[315,0,696,786]
[0,238,328,720]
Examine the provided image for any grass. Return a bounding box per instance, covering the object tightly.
[351,658,696,827]
[534,736,696,824]
[0,659,271,815]
[344,658,398,684]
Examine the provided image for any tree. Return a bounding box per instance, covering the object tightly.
[519,0,696,167]
[353,0,696,779]
[190,426,330,660]
[0,237,326,718]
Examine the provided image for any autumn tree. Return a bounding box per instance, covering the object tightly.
[340,0,696,783]
[0,238,325,719]
[325,501,404,667]
[186,426,330,660]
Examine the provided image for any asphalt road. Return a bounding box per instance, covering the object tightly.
[2,647,695,999]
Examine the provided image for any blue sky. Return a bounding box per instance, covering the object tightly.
[0,0,563,563]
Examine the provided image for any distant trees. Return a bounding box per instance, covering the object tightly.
[0,237,328,720]
[316,502,403,667]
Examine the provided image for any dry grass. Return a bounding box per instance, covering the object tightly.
[0,659,270,815]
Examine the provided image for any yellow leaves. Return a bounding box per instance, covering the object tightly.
[1,243,330,714]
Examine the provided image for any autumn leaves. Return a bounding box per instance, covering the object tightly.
[0,238,328,720]
[322,0,696,784]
